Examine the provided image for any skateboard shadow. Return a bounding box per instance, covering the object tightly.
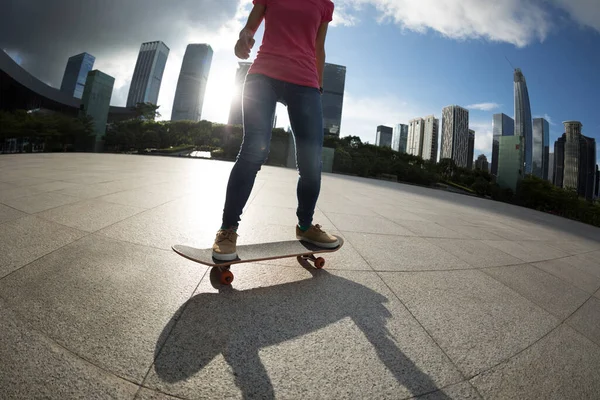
[153,266,451,399]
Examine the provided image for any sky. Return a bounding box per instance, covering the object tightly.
[1,0,600,160]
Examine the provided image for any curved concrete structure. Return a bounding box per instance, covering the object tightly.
[1,154,599,399]
[0,50,136,122]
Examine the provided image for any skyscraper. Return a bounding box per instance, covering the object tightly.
[81,70,114,152]
[126,41,170,108]
[475,154,489,171]
[376,125,393,148]
[532,118,550,180]
[554,121,597,200]
[491,113,514,176]
[392,124,408,153]
[228,62,252,126]
[467,130,475,169]
[497,135,525,192]
[171,44,213,122]
[548,153,555,183]
[407,118,424,157]
[422,115,439,162]
[322,63,346,136]
[514,68,533,174]
[441,105,469,167]
[60,52,95,99]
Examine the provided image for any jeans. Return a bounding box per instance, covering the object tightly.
[222,73,324,228]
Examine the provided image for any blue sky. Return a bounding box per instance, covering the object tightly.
[273,0,600,159]
[3,0,598,160]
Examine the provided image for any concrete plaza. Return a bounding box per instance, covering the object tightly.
[1,153,600,399]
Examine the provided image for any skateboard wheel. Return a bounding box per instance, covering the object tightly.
[220,270,234,285]
[314,257,325,269]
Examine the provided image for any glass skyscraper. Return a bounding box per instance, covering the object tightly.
[126,41,170,108]
[514,68,533,174]
[392,124,408,153]
[532,118,550,179]
[171,44,213,122]
[467,130,475,169]
[497,135,525,192]
[376,125,393,148]
[491,113,514,176]
[81,70,115,152]
[441,105,469,168]
[60,52,95,99]
[322,63,346,136]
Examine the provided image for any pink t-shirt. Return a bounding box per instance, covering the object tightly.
[249,0,334,89]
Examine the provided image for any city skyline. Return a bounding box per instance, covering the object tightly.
[1,0,599,159]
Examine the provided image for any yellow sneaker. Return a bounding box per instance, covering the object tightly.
[212,229,238,261]
[296,224,339,248]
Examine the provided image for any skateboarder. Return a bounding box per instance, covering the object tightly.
[213,0,339,260]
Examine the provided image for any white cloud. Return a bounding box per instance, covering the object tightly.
[469,120,494,157]
[552,0,600,32]
[466,102,501,111]
[339,0,552,47]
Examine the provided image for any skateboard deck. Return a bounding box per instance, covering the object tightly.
[172,236,344,285]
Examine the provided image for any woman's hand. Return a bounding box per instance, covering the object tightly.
[235,28,255,59]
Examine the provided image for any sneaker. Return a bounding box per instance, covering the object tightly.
[212,229,238,261]
[296,224,339,248]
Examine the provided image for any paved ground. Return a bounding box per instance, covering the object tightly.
[1,153,600,399]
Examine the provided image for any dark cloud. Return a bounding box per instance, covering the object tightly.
[0,0,239,87]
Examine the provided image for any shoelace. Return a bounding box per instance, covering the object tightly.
[217,229,237,243]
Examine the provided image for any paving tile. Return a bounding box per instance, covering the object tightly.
[478,224,536,241]
[393,220,468,238]
[482,240,569,263]
[532,258,600,294]
[325,212,416,236]
[0,216,86,278]
[98,195,226,250]
[1,177,50,187]
[135,388,180,399]
[436,224,506,240]
[0,203,27,224]
[97,188,181,210]
[36,199,145,232]
[484,264,589,319]
[28,181,80,193]
[0,184,44,202]
[546,239,600,255]
[144,268,463,399]
[0,235,205,383]
[564,251,600,279]
[52,183,129,199]
[382,269,558,377]
[412,381,481,399]
[240,204,332,229]
[470,325,600,400]
[2,191,81,213]
[317,200,379,216]
[344,232,468,271]
[0,298,138,400]
[566,296,600,346]
[428,239,523,268]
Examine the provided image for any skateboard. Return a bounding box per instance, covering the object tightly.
[172,236,344,285]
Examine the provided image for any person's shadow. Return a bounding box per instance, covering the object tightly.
[153,265,451,399]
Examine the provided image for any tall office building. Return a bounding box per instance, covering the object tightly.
[467,130,475,169]
[554,121,597,200]
[475,154,489,171]
[497,135,525,192]
[60,52,95,99]
[532,118,550,180]
[514,68,533,174]
[548,153,555,183]
[407,118,424,157]
[126,41,170,108]
[81,70,115,152]
[423,115,439,162]
[392,124,408,153]
[322,63,346,136]
[171,44,213,122]
[441,105,470,167]
[228,62,252,125]
[491,113,514,176]
[376,125,393,148]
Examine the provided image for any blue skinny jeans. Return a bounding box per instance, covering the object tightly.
[222,73,324,228]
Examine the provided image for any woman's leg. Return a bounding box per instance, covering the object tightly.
[285,83,338,247]
[220,74,279,229]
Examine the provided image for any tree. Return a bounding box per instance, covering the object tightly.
[134,102,161,120]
